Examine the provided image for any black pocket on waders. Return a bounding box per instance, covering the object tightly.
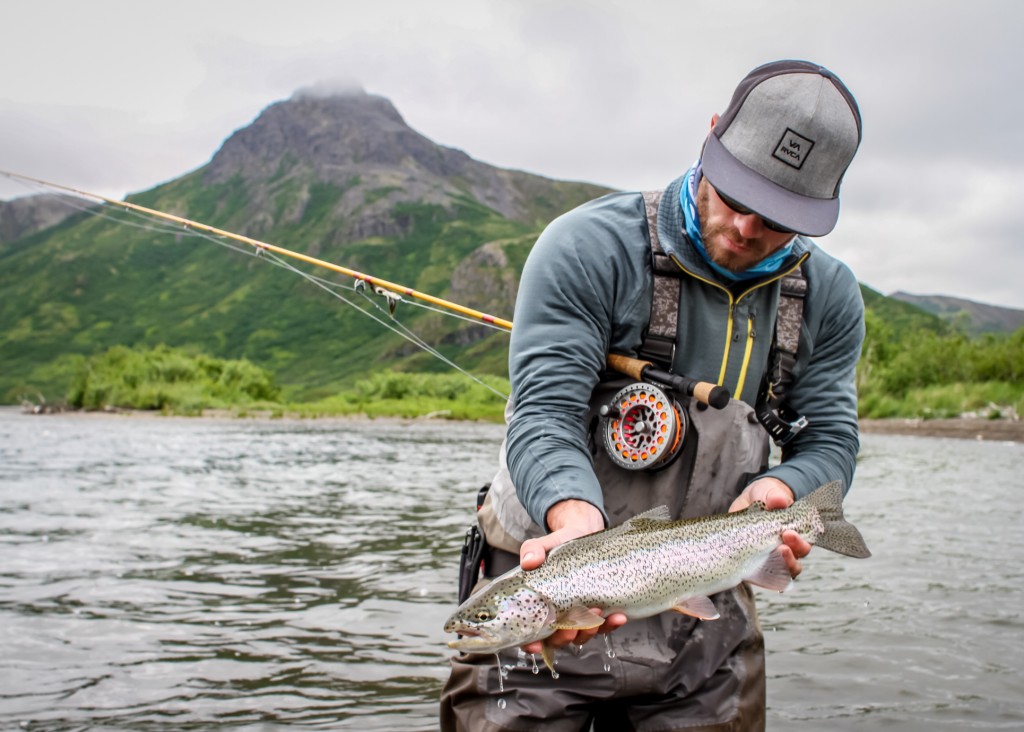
[457,484,491,604]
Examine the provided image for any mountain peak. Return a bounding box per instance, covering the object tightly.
[196,89,608,236]
[205,88,421,184]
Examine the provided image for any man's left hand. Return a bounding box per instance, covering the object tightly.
[729,477,811,579]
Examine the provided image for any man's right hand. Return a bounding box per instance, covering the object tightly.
[517,499,628,654]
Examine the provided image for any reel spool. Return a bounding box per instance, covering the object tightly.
[600,382,687,471]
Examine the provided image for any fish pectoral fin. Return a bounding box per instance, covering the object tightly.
[552,606,605,631]
[540,640,558,673]
[671,596,720,620]
[745,547,794,593]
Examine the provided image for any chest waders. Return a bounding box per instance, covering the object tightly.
[442,192,807,732]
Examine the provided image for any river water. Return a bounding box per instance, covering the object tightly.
[1,407,1021,731]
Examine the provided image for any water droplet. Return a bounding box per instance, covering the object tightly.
[494,653,505,692]
[603,634,616,658]
[550,669,560,680]
[530,654,540,674]
[603,662,611,672]
[497,698,507,709]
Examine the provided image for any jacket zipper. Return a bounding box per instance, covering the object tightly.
[669,252,811,401]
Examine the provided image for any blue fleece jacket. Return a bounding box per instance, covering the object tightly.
[505,174,865,528]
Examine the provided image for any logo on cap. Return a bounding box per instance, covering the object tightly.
[773,128,814,170]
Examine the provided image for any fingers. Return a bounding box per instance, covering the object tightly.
[520,611,628,655]
[761,486,794,510]
[519,536,548,571]
[520,529,577,571]
[780,529,811,578]
[781,529,811,559]
[730,477,795,513]
[520,517,604,571]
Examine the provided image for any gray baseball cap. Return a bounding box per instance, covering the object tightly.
[701,60,862,237]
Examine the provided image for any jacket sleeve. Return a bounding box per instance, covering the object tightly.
[503,197,650,529]
[761,257,865,498]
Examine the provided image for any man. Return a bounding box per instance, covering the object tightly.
[442,59,864,731]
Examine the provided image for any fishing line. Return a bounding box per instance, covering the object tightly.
[259,249,509,399]
[73,196,510,397]
[2,172,511,399]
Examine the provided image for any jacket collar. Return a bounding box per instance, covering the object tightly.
[656,174,812,286]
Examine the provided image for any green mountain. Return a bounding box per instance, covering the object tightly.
[889,291,1024,336]
[3,86,1012,409]
[860,285,946,334]
[0,88,609,403]
[0,193,89,244]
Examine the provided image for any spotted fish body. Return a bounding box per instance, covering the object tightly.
[445,480,870,670]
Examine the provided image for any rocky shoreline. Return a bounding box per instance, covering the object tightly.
[859,417,1024,443]
[11,404,1024,443]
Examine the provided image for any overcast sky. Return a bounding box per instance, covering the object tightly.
[2,0,1022,308]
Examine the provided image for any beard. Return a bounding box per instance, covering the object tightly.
[696,182,750,272]
[695,180,790,273]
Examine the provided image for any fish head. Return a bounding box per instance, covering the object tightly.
[444,574,556,654]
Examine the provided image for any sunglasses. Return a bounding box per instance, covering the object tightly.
[713,188,793,234]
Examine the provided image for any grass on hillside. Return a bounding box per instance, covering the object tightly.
[15,318,1024,424]
[23,344,510,421]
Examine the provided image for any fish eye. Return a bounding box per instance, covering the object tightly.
[474,609,493,622]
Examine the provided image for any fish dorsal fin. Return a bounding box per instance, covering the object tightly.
[630,505,672,522]
[742,501,767,514]
[620,505,672,532]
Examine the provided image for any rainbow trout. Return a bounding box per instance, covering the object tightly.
[444,480,870,671]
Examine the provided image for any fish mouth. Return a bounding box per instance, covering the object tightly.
[447,628,503,652]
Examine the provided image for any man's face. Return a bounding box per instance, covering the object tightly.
[696,177,796,273]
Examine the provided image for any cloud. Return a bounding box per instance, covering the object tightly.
[1,0,1022,308]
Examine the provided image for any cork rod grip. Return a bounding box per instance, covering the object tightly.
[606,353,731,410]
[605,353,650,382]
[691,381,718,406]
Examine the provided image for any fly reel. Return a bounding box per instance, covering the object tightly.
[600,382,687,471]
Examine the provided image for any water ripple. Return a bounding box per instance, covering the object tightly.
[2,409,1023,729]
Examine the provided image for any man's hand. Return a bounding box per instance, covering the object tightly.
[729,477,812,578]
[518,499,627,654]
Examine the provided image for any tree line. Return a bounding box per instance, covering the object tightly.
[29,317,1024,421]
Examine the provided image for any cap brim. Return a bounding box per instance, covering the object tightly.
[702,134,839,237]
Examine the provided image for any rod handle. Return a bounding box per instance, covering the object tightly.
[606,354,731,409]
[606,353,649,381]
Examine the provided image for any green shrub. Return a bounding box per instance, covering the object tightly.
[66,344,280,412]
[858,325,1024,419]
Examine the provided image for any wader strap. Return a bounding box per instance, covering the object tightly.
[755,265,808,445]
[769,268,807,404]
[639,190,679,368]
[638,188,809,445]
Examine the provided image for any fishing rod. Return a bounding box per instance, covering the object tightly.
[0,170,514,332]
[2,171,729,409]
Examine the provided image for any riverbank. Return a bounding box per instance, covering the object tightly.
[858,417,1024,443]
[11,405,1024,443]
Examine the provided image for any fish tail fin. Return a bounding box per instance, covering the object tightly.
[804,481,872,558]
